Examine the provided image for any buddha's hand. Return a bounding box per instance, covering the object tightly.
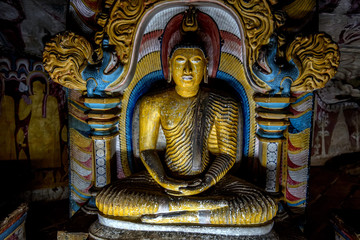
[167,175,214,196]
[160,175,188,192]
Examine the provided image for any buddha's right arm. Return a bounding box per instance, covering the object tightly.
[18,98,31,120]
[139,95,187,191]
[140,150,187,191]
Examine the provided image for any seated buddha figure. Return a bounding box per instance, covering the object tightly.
[96,46,277,225]
[96,9,277,225]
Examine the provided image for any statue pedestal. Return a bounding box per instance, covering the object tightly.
[88,215,279,240]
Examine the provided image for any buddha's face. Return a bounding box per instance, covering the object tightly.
[170,48,206,89]
[32,81,45,95]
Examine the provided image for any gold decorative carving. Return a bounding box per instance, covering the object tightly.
[43,32,93,90]
[43,1,276,91]
[97,0,145,65]
[286,33,340,92]
[225,0,274,89]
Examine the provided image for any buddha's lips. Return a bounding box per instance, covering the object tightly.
[182,75,193,81]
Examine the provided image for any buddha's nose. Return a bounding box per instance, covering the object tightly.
[184,60,192,74]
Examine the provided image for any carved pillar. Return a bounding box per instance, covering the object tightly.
[43,32,124,213]
[254,94,294,194]
[83,97,121,189]
[251,33,340,201]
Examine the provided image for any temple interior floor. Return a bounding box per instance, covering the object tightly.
[306,153,360,239]
[22,154,360,239]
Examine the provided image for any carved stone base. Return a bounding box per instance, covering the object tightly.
[88,215,279,240]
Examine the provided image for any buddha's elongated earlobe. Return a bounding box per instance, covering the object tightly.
[168,64,172,83]
[204,59,208,84]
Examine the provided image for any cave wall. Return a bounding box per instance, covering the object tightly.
[311,0,360,165]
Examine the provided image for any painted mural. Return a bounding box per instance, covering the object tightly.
[0,56,68,190]
[0,0,68,201]
[312,0,360,165]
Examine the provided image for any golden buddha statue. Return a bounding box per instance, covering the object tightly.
[96,9,277,226]
[96,51,277,226]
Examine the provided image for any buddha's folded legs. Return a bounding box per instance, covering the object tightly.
[96,172,227,216]
[208,175,277,224]
[96,172,277,225]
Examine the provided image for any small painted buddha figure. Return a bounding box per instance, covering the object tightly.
[18,78,61,168]
[96,9,277,225]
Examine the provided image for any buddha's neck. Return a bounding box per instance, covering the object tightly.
[175,86,199,98]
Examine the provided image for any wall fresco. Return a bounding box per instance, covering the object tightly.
[0,56,68,190]
[312,0,360,165]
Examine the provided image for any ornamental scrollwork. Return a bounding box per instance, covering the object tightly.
[252,33,339,95]
[225,0,274,90]
[287,33,340,92]
[43,0,338,95]
[43,32,93,91]
[95,0,145,66]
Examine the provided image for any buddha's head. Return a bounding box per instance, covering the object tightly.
[161,7,221,97]
[169,47,207,97]
[31,79,46,96]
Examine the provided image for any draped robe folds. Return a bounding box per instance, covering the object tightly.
[96,89,277,225]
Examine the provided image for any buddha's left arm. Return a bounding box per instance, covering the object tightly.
[205,99,239,186]
[179,98,239,195]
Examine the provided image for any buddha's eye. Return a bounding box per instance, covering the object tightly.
[191,57,202,64]
[175,57,186,63]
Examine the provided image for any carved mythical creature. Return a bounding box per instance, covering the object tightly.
[287,33,340,92]
[43,32,123,96]
[252,33,339,95]
[43,32,91,91]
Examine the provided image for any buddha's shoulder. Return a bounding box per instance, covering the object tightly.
[202,88,237,103]
[139,88,176,105]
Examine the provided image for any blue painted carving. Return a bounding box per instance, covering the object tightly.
[252,36,299,96]
[81,38,123,97]
[83,102,121,110]
[257,102,291,109]
[257,129,284,139]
